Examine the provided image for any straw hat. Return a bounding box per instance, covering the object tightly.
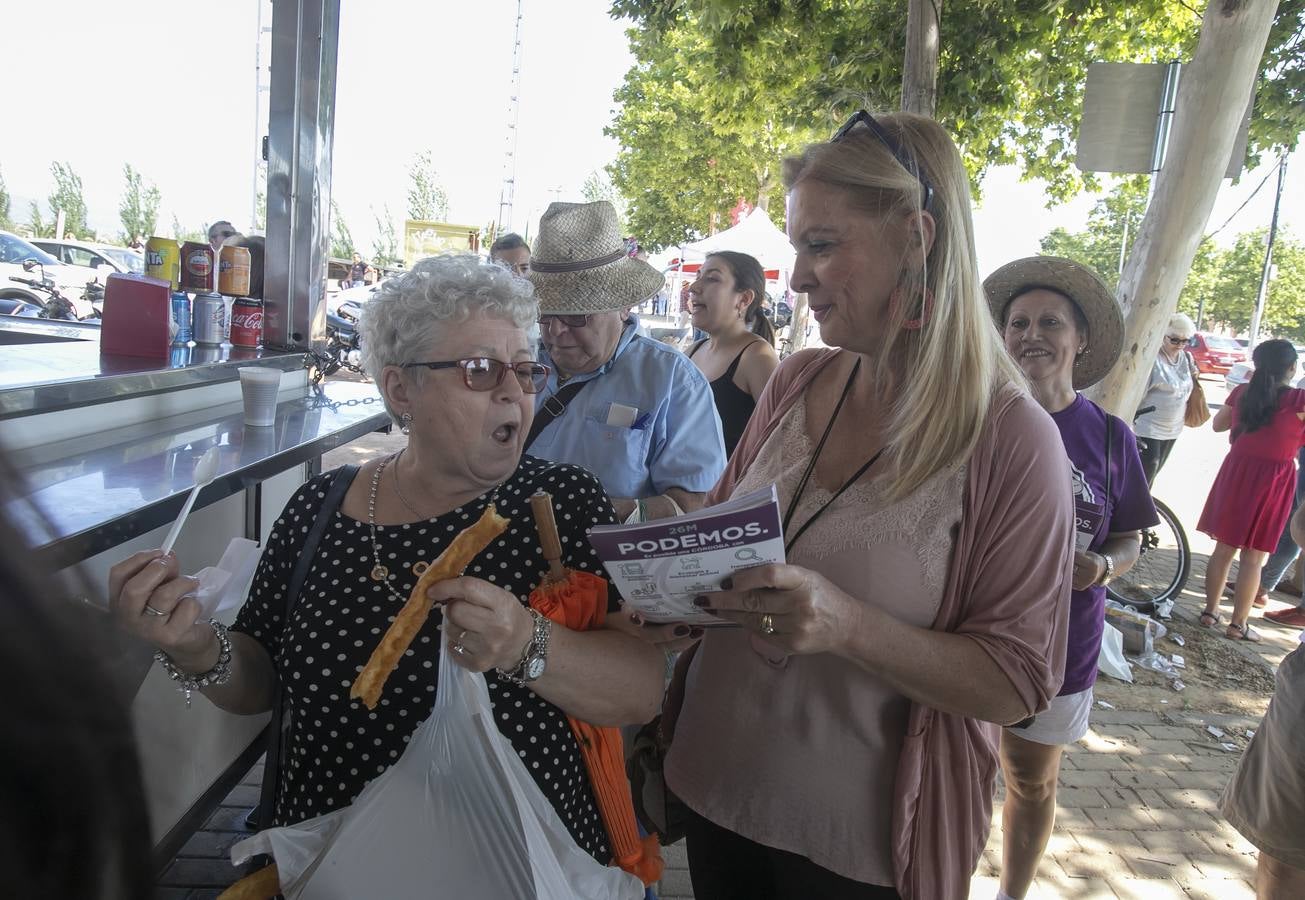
[527,201,664,315]
[984,255,1124,390]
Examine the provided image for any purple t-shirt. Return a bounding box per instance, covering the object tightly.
[1051,395,1159,695]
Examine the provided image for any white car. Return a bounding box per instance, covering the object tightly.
[327,278,387,317]
[31,239,144,282]
[0,231,100,318]
[1224,353,1305,391]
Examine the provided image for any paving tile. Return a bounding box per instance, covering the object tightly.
[1112,769,1180,789]
[1099,786,1148,809]
[1073,752,1134,771]
[1070,828,1150,854]
[1142,807,1220,832]
[1061,769,1119,788]
[1155,788,1222,811]
[1179,754,1239,772]
[1058,786,1109,808]
[1180,879,1255,900]
[201,806,257,833]
[1032,870,1120,898]
[1140,725,1203,741]
[1133,788,1170,809]
[1135,830,1219,856]
[157,858,242,888]
[219,783,262,807]
[1107,875,1189,899]
[1084,807,1159,830]
[175,830,242,859]
[1165,771,1233,792]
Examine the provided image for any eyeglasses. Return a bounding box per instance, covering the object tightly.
[402,357,551,393]
[831,109,934,212]
[1165,336,1189,345]
[537,314,591,329]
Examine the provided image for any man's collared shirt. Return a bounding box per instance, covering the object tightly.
[532,316,725,500]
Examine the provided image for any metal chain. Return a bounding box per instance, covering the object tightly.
[263,343,368,385]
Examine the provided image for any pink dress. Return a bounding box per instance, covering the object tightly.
[1198,385,1305,552]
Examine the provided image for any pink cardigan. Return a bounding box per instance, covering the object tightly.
[702,348,1073,899]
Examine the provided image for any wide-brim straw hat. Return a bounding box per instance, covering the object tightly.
[527,201,664,315]
[984,255,1124,390]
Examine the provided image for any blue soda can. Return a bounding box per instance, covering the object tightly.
[171,291,192,345]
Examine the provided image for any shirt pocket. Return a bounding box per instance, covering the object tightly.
[584,414,653,485]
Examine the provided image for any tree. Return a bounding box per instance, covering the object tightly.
[1040,177,1150,288]
[171,215,206,243]
[580,169,629,232]
[407,151,449,222]
[371,205,399,266]
[44,161,89,238]
[606,22,821,249]
[1202,229,1305,339]
[117,164,162,246]
[0,167,11,231]
[612,1,1303,202]
[330,200,356,259]
[28,202,52,238]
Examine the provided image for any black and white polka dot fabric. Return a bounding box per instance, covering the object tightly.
[232,455,621,862]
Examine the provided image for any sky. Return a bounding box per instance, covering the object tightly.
[2,0,1299,280]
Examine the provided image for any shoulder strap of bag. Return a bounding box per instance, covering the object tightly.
[523,380,590,451]
[255,463,359,828]
[1104,413,1113,512]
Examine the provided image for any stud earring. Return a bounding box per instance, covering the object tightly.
[400,412,413,435]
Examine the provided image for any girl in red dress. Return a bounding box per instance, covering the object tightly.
[1199,340,1305,642]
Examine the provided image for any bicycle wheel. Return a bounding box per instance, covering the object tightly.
[1106,498,1190,616]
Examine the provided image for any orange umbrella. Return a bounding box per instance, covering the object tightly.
[528,491,664,887]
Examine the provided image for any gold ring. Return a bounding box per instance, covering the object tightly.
[760,613,775,635]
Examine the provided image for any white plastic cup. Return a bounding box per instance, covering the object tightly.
[238,367,282,427]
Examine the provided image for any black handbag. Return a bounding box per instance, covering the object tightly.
[251,464,359,831]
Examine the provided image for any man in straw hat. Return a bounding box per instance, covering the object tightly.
[526,201,725,521]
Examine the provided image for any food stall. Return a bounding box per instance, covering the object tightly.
[0,0,386,866]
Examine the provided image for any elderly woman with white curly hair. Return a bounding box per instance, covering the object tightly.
[107,254,663,866]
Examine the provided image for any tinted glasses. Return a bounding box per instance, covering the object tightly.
[402,357,551,393]
[831,109,934,212]
[1165,335,1189,345]
[537,313,591,329]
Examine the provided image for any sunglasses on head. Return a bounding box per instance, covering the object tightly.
[402,357,551,393]
[831,109,934,212]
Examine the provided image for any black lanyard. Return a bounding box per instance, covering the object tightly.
[782,358,886,553]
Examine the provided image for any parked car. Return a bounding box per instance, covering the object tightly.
[31,239,144,280]
[1188,332,1247,375]
[1224,352,1305,392]
[0,232,99,318]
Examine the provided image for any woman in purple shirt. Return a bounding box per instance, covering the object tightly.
[987,257,1159,900]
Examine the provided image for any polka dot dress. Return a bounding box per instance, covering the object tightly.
[232,455,620,862]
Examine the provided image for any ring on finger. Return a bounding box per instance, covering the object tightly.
[760,613,776,635]
[452,629,470,656]
[143,604,169,618]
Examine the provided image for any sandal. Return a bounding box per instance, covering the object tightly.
[1199,611,1224,628]
[1226,622,1263,643]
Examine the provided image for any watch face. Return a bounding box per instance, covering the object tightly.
[525,656,546,680]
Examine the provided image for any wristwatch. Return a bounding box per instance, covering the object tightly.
[498,609,552,686]
[1098,552,1116,586]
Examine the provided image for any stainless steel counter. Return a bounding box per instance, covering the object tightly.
[8,380,387,569]
[0,341,306,419]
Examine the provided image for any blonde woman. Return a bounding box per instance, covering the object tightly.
[658,112,1074,899]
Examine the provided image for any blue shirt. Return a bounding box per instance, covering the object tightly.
[532,316,726,499]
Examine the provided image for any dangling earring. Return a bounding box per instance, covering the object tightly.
[891,285,935,330]
[399,412,413,435]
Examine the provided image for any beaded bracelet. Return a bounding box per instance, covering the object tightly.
[154,618,233,708]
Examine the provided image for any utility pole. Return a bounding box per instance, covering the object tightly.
[496,0,524,235]
[1248,155,1288,346]
[901,0,939,115]
[252,0,272,231]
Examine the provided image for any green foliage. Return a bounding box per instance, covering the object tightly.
[406,151,449,222]
[606,22,821,249]
[580,169,630,233]
[45,161,89,238]
[1204,229,1305,339]
[28,202,52,238]
[0,167,11,231]
[330,200,355,259]
[118,164,161,246]
[170,215,206,243]
[1040,177,1150,289]
[611,1,1304,204]
[371,205,399,266]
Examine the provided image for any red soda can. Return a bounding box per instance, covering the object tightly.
[230,297,264,348]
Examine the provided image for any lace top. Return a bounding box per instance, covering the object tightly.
[667,396,965,885]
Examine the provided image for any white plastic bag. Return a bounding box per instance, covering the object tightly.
[190,538,261,623]
[1096,622,1133,683]
[230,632,641,899]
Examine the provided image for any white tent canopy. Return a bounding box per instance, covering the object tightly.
[677,208,795,273]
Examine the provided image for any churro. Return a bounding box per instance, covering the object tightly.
[350,504,510,709]
[217,863,279,900]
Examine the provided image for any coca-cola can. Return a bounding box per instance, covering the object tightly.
[230,297,264,348]
[192,292,226,346]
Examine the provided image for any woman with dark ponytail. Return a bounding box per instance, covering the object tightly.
[685,251,780,456]
[1198,339,1305,642]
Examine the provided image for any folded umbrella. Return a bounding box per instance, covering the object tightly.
[528,490,664,887]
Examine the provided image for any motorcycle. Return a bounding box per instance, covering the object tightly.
[4,261,97,322]
[325,309,362,372]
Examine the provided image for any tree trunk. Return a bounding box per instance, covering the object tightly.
[901,0,939,115]
[1086,0,1278,419]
